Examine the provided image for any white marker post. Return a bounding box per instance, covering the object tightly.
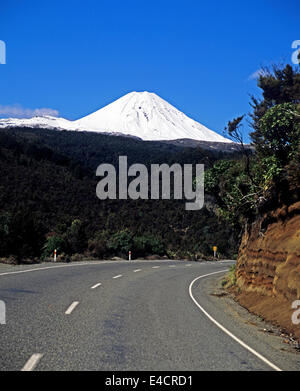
[54,249,57,263]
[213,246,217,259]
[129,251,131,261]
[0,300,6,324]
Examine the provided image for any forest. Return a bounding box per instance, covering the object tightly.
[0,127,240,263]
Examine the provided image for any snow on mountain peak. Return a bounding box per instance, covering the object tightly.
[74,91,231,142]
[0,91,232,143]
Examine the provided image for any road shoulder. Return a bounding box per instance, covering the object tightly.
[191,272,300,371]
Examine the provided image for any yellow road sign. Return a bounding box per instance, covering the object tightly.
[213,246,217,252]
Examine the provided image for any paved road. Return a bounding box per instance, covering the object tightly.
[0,260,299,371]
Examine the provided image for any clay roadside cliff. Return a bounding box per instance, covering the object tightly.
[235,197,300,341]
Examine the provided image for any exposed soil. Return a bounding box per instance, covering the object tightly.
[235,200,300,342]
[211,279,300,357]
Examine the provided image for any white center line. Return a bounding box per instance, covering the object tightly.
[152,266,160,269]
[113,274,122,279]
[134,269,141,272]
[21,353,43,371]
[91,283,101,289]
[65,301,79,315]
[169,265,176,268]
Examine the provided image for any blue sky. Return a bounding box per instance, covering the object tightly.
[0,0,299,142]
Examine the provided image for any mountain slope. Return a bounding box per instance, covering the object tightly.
[74,91,231,142]
[0,115,75,131]
[0,128,239,261]
[0,92,231,143]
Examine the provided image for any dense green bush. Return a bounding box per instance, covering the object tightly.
[105,230,165,259]
[258,103,300,165]
[42,235,66,259]
[133,234,165,257]
[65,219,87,254]
[107,229,133,257]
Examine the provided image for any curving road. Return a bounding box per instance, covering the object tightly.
[0,260,299,371]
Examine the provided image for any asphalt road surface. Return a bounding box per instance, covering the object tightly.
[0,260,299,371]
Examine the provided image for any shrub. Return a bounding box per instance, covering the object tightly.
[70,253,84,262]
[42,235,66,259]
[56,253,71,263]
[65,219,87,254]
[106,230,166,258]
[133,234,165,257]
[88,230,110,259]
[107,229,133,258]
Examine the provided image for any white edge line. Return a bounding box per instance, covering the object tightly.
[113,274,122,279]
[0,262,106,277]
[21,353,43,371]
[65,301,79,315]
[189,270,282,372]
[91,283,101,289]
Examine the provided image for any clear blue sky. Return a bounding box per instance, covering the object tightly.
[0,0,299,142]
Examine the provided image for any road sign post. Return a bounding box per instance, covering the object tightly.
[213,246,217,259]
[129,251,131,261]
[54,249,57,262]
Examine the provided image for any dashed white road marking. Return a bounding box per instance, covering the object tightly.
[113,274,122,279]
[133,269,141,272]
[169,265,176,268]
[0,259,236,278]
[91,283,101,289]
[152,266,160,269]
[21,353,43,371]
[189,270,282,372]
[186,264,192,267]
[65,301,79,315]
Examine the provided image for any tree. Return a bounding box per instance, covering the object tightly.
[225,116,255,185]
[250,64,300,143]
[65,219,87,254]
[218,63,300,228]
[258,102,300,164]
[0,212,12,256]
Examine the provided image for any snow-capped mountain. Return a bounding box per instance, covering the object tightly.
[74,91,231,142]
[0,115,75,130]
[0,91,231,143]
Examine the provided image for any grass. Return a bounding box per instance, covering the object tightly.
[221,264,236,289]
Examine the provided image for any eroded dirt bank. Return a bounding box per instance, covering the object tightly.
[235,201,300,341]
